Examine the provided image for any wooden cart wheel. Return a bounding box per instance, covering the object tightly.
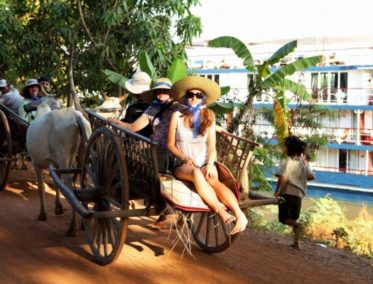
[188,211,237,253]
[80,126,129,265]
[0,110,12,190]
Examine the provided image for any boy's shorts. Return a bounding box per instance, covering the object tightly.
[278,194,302,224]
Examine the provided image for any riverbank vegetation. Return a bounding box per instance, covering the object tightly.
[246,195,373,258]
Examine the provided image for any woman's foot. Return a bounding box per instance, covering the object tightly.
[216,204,236,224]
[231,212,248,235]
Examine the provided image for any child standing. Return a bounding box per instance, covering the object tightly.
[275,135,315,249]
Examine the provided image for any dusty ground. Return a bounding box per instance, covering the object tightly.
[0,167,372,284]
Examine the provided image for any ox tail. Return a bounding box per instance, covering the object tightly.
[76,114,92,146]
[75,114,92,175]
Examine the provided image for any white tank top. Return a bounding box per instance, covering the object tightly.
[175,111,208,167]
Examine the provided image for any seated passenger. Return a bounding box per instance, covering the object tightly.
[18,79,41,122]
[0,79,23,113]
[167,76,248,235]
[121,71,153,137]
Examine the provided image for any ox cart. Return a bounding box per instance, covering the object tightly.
[0,104,29,190]
[50,109,281,265]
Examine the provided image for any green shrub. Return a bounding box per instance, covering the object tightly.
[246,195,372,258]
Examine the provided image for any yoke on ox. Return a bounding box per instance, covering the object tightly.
[26,104,91,234]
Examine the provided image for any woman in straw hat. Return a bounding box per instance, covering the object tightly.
[168,76,248,235]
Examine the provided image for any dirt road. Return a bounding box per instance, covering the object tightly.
[0,168,372,284]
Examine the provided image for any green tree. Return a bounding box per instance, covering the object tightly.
[0,0,202,107]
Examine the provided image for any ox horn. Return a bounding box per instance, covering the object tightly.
[119,94,128,103]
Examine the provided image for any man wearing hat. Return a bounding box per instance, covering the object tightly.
[18,79,41,122]
[0,79,23,113]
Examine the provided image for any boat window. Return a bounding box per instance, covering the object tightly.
[340,72,348,94]
[331,72,338,102]
[200,74,220,85]
[311,73,319,100]
[320,73,329,102]
[339,149,347,173]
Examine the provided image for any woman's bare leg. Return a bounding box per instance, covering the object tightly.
[204,168,248,235]
[174,164,235,224]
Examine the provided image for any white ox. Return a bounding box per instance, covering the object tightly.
[26,104,92,235]
[94,94,128,119]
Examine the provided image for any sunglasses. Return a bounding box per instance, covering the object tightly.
[185,91,205,99]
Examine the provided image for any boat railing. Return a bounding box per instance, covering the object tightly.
[252,87,373,106]
[252,124,373,146]
[310,164,373,176]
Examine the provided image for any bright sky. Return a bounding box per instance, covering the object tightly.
[191,0,373,42]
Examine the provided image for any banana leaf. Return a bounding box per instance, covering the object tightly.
[262,55,322,88]
[139,51,157,82]
[265,40,297,66]
[208,36,255,71]
[273,99,289,144]
[277,79,311,102]
[166,58,187,83]
[221,86,230,96]
[103,69,127,88]
[208,102,242,114]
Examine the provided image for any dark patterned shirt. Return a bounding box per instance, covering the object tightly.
[143,101,186,147]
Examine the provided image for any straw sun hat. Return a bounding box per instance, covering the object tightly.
[170,76,220,105]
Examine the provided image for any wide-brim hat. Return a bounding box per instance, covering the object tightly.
[139,77,172,103]
[21,78,40,97]
[170,76,220,105]
[125,71,151,95]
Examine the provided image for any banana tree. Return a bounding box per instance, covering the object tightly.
[208,37,322,192]
[208,37,322,143]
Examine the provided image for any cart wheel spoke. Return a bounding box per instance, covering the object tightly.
[205,213,211,245]
[103,161,120,191]
[188,211,236,253]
